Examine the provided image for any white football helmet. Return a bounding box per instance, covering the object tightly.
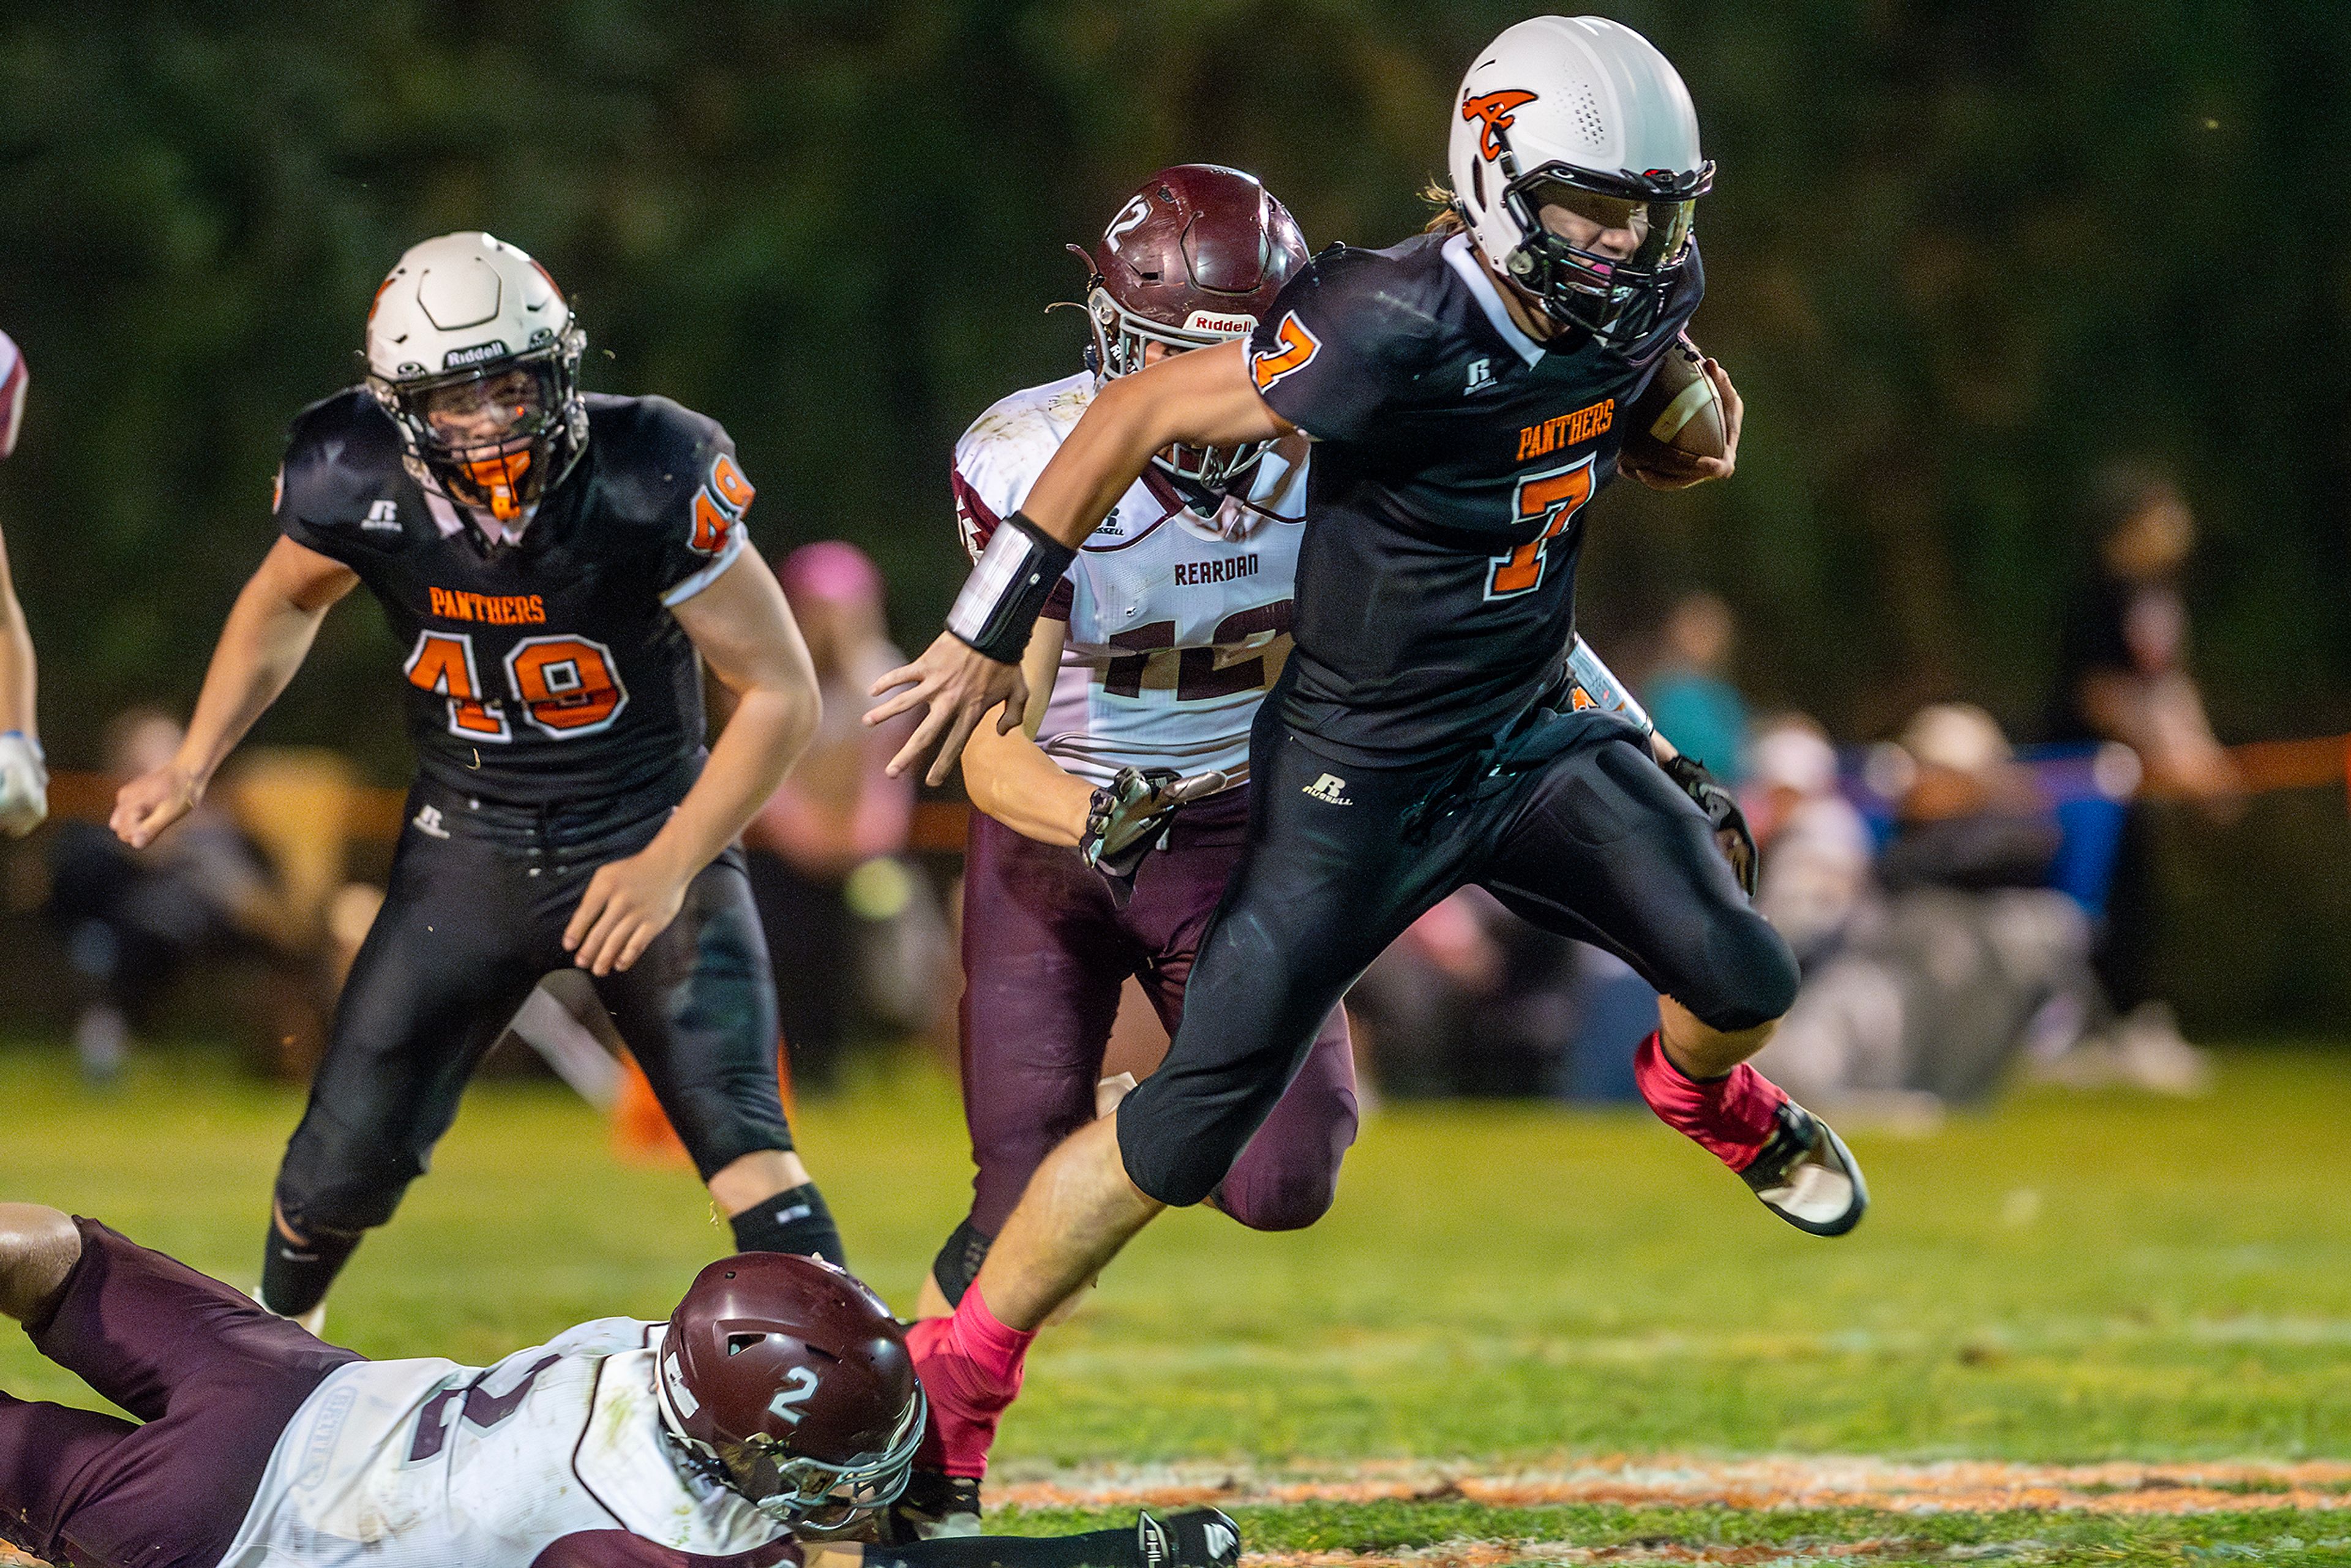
[364,231,587,521]
[1447,16,1711,356]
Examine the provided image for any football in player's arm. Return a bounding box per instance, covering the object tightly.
[0,328,45,838]
[0,1201,1240,1568]
[107,233,844,1330]
[876,15,1865,1493]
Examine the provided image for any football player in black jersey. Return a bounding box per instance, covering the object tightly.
[870,17,1869,1484]
[111,232,844,1327]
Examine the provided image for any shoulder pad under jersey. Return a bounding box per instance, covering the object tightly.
[276,388,408,535]
[581,393,740,531]
[950,372,1093,561]
[1248,236,1450,443]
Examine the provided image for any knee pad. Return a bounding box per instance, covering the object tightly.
[274,1137,417,1236]
[1213,1165,1341,1232]
[1691,913,1801,1033]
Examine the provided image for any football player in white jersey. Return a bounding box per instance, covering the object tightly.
[0,1202,1240,1568]
[0,329,45,838]
[904,172,1355,1539]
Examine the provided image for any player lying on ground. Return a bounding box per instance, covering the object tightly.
[109,233,846,1330]
[0,1206,1240,1568]
[871,15,1869,1487]
[0,328,45,839]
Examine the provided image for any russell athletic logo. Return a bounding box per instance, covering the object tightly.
[1302,773,1354,806]
[1462,88,1539,160]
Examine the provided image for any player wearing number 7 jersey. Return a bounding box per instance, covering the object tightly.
[872,17,1869,1485]
[111,232,847,1329]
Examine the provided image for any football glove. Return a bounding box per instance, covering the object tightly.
[1661,752,1757,896]
[0,730,48,838]
[1079,765,1228,891]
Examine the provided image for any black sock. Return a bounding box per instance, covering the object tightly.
[259,1216,362,1316]
[930,1215,995,1308]
[868,1526,1139,1568]
[728,1183,846,1269]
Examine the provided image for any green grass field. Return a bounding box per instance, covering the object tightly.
[4,1043,2348,1565]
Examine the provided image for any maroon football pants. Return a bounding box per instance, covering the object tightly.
[958,787,1358,1237]
[0,1218,360,1568]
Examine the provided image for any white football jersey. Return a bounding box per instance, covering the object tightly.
[0,328,25,460]
[221,1318,792,1568]
[953,371,1308,789]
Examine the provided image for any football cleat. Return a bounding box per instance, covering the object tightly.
[1138,1508,1243,1568]
[880,1470,982,1543]
[1739,1100,1868,1236]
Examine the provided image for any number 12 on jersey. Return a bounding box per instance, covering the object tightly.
[405,629,631,742]
[1485,452,1595,601]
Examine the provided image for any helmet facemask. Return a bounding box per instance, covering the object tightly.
[1082,281,1273,493]
[371,327,587,523]
[1485,157,1707,358]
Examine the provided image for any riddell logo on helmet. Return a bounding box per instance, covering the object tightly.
[1462,88,1538,160]
[442,340,512,369]
[1183,310,1258,335]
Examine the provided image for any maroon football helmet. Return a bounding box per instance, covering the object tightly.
[654,1253,924,1526]
[1074,163,1309,490]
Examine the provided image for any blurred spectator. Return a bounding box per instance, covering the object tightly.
[2051,462,2240,1057]
[1745,714,1874,969]
[1643,591,1748,781]
[1346,888,1586,1098]
[744,542,946,1089]
[1753,703,2207,1112]
[44,710,285,1082]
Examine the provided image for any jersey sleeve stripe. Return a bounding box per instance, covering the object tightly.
[658,525,746,607]
[951,465,1004,564]
[0,331,24,460]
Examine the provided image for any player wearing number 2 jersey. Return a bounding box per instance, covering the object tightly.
[874,18,1870,1488]
[111,233,846,1330]
[912,173,1360,1442]
[0,1204,1241,1568]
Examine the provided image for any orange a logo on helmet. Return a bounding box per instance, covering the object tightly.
[1463,88,1539,160]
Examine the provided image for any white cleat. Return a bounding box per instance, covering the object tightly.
[1741,1101,1868,1236]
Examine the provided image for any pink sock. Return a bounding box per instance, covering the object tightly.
[908,1285,1036,1479]
[1633,1030,1787,1171]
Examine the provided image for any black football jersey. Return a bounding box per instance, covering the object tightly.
[1246,230,1701,765]
[275,390,755,805]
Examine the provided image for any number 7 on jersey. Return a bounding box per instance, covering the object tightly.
[1486,452,1595,600]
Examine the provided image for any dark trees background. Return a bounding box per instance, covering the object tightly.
[2,1,2345,1023]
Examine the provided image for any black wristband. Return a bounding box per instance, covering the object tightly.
[946,512,1077,665]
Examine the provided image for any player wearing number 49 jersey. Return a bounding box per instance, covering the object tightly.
[876,17,1869,1489]
[111,232,847,1330]
[0,1204,1241,1568]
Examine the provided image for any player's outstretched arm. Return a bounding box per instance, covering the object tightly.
[111,536,358,849]
[0,528,46,837]
[959,618,1095,846]
[564,547,820,975]
[869,340,1288,784]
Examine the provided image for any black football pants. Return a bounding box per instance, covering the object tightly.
[274,776,793,1236]
[1115,699,1800,1209]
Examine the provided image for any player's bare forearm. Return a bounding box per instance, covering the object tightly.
[961,618,1091,845]
[869,343,1288,783]
[1021,340,1289,544]
[0,536,35,737]
[112,536,356,848]
[568,549,818,975]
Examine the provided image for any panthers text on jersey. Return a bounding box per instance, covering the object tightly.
[274,391,754,805]
[222,1318,794,1568]
[1245,230,1703,767]
[951,372,1308,789]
